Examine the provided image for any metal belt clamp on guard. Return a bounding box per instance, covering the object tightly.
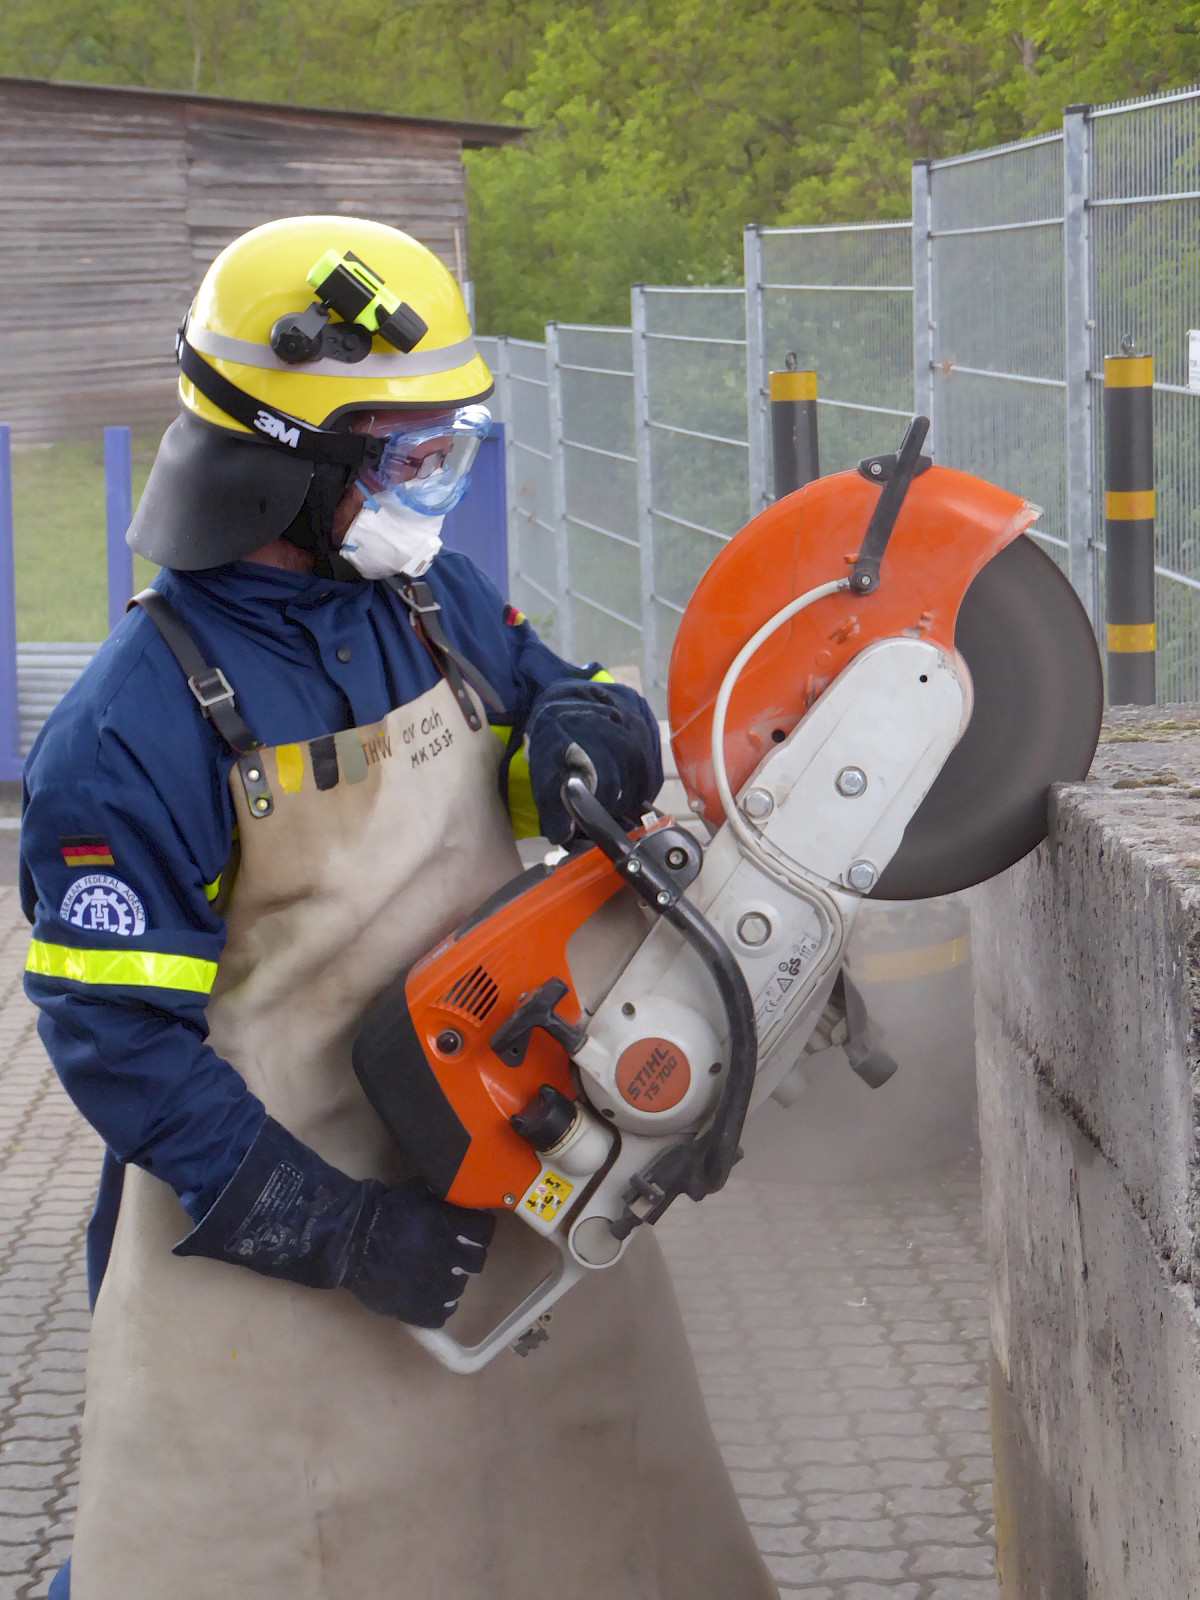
[352,419,1103,1373]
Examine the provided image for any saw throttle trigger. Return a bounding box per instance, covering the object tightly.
[560,782,703,911]
[850,415,932,596]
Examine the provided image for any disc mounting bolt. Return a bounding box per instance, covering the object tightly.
[847,861,877,892]
[836,766,868,797]
[742,788,774,821]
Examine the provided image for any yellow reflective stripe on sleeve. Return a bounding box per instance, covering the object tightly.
[203,874,222,903]
[590,668,615,683]
[506,744,542,838]
[25,940,218,994]
[491,725,542,839]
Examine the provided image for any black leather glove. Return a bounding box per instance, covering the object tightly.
[525,679,663,845]
[173,1116,494,1328]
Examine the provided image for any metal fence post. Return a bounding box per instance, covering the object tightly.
[491,337,521,601]
[0,428,21,778]
[544,322,573,660]
[630,287,661,702]
[744,225,770,516]
[911,160,935,446]
[104,426,134,632]
[1063,105,1096,624]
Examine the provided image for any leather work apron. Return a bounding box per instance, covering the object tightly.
[69,675,776,1600]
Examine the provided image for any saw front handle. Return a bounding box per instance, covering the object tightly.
[561,778,757,1211]
[408,1231,587,1375]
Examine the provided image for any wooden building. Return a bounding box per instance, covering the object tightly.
[0,76,524,443]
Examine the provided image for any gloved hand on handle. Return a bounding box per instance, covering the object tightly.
[173,1115,494,1328]
[526,679,663,845]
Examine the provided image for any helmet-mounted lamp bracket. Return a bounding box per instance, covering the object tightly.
[268,248,430,367]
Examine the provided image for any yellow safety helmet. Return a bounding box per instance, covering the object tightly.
[129,215,492,571]
[181,215,492,429]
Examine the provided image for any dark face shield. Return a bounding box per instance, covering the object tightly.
[125,414,316,571]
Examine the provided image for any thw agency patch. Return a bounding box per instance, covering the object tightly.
[60,875,147,937]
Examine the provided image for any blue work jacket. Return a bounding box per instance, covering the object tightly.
[20,555,593,1302]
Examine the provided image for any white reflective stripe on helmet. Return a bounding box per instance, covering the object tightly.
[188,323,480,379]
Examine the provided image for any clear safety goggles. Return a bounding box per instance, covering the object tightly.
[356,404,491,515]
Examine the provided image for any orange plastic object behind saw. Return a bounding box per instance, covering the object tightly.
[668,464,1040,824]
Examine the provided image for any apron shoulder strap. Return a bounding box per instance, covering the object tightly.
[130,589,262,758]
[386,578,505,734]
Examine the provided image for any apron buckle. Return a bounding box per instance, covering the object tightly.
[238,751,275,818]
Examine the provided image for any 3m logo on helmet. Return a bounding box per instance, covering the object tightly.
[253,409,302,449]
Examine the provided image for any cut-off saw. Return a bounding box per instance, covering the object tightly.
[353,419,1102,1372]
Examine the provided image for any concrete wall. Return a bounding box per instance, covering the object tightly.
[972,705,1200,1597]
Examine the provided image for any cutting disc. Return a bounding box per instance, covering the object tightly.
[872,533,1103,899]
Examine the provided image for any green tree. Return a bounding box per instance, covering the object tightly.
[6,0,1200,334]
[470,0,926,332]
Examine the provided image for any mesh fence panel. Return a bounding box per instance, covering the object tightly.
[502,337,561,645]
[760,224,913,471]
[480,84,1200,709]
[1090,90,1200,700]
[555,325,640,672]
[639,287,750,708]
[928,135,1069,573]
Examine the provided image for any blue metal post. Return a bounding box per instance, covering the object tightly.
[0,428,23,778]
[440,423,509,597]
[105,426,134,632]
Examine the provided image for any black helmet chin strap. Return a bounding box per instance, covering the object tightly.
[279,462,361,581]
[177,333,384,473]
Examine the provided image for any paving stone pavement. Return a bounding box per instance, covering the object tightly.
[0,887,996,1599]
[658,1162,997,1599]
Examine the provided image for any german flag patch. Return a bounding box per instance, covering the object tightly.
[61,836,115,868]
[503,605,527,627]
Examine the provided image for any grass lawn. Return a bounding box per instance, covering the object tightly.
[11,433,162,641]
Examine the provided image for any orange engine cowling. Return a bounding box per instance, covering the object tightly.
[352,841,639,1209]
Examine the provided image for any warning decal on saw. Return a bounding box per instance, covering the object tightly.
[754,934,821,1027]
[524,1170,574,1221]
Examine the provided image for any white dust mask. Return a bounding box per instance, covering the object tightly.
[338,492,445,580]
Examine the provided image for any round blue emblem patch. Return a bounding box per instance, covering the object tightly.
[60,874,147,937]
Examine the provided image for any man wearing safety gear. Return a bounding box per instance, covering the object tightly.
[21,216,777,1600]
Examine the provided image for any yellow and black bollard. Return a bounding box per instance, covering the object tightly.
[769,357,820,499]
[1104,352,1156,705]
